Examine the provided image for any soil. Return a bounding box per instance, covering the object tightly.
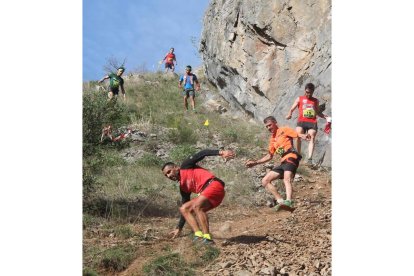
[85,166,331,276]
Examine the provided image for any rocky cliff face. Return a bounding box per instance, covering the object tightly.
[200,0,331,166]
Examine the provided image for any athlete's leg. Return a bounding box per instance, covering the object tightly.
[262,171,284,202]
[283,171,294,201]
[295,126,305,154]
[179,196,212,235]
[307,129,317,160]
[190,95,195,110]
[183,95,189,110]
[192,195,213,235]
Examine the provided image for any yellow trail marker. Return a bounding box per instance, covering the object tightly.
[204,119,209,126]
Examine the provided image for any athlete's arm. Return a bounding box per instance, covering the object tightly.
[286,97,300,119]
[120,83,126,99]
[194,78,201,91]
[170,189,190,239]
[98,75,109,83]
[245,153,273,168]
[178,77,183,88]
[315,99,327,119]
[181,149,234,169]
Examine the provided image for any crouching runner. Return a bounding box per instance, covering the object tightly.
[162,149,235,244]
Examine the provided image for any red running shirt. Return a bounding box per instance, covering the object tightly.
[298,96,319,123]
[165,53,175,64]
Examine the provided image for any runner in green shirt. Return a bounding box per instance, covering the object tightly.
[98,67,126,100]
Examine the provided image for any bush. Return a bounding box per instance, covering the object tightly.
[83,90,131,200]
[100,245,136,272]
[169,145,197,163]
[83,267,98,276]
[222,128,238,143]
[167,124,198,145]
[83,153,104,202]
[83,90,130,155]
[143,253,195,276]
[114,224,135,239]
[137,153,164,167]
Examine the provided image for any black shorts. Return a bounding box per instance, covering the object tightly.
[109,87,119,95]
[165,62,174,69]
[297,121,317,132]
[271,157,300,178]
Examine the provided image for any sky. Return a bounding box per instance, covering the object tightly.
[83,0,210,81]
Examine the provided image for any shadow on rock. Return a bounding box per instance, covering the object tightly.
[227,235,268,244]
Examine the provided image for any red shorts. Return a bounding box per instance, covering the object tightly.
[200,180,225,210]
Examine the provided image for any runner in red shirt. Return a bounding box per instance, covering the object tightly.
[162,149,235,244]
[162,47,177,73]
[245,116,309,211]
[286,83,329,165]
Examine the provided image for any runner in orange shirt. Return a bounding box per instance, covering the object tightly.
[245,116,310,211]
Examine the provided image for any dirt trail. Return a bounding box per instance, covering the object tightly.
[116,167,331,276]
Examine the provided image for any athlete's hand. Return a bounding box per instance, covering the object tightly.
[245,159,257,168]
[221,150,235,161]
[285,114,292,120]
[169,229,181,239]
[299,133,311,141]
[196,86,201,91]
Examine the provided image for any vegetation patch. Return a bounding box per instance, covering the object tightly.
[143,252,195,276]
[100,245,137,272]
[169,145,197,163]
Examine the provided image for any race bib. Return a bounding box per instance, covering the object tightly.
[276,147,285,156]
[303,105,315,118]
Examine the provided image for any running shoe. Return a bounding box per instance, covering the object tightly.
[202,238,215,245]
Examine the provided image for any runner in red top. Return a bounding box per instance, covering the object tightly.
[162,47,177,73]
[162,149,235,244]
[245,116,309,211]
[286,83,329,165]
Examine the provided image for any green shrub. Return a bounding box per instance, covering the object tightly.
[137,153,164,167]
[201,246,220,262]
[83,90,131,201]
[143,253,195,276]
[169,145,197,163]
[100,245,136,272]
[83,90,130,152]
[83,154,104,201]
[167,124,198,145]
[223,128,238,143]
[82,267,98,276]
[114,224,135,239]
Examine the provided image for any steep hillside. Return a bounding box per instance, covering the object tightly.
[200,0,331,166]
[82,71,331,275]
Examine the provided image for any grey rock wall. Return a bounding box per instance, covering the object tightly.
[200,0,331,166]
